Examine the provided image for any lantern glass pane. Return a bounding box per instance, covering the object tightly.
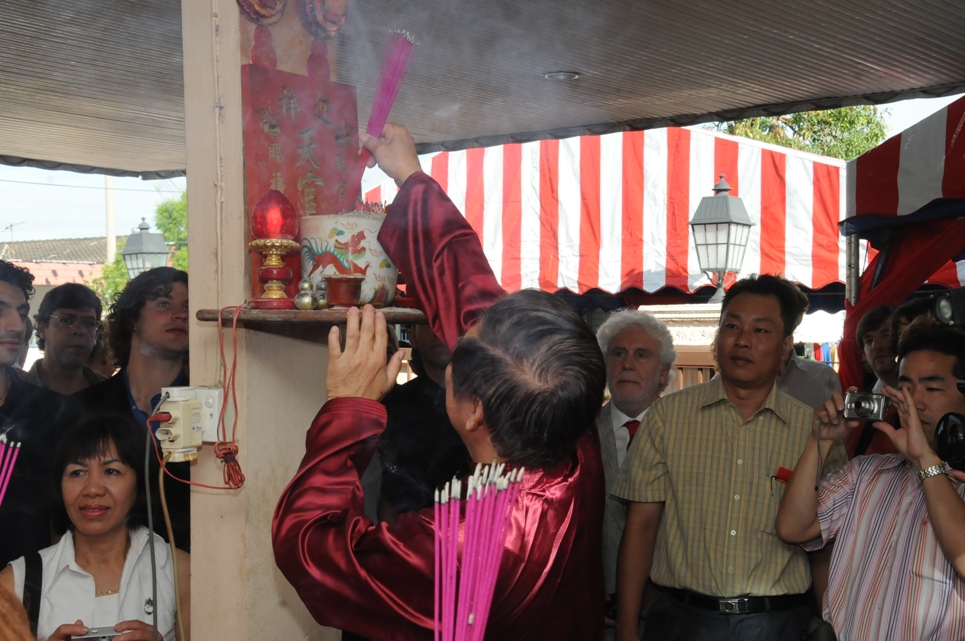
[692,225,706,246]
[696,244,709,271]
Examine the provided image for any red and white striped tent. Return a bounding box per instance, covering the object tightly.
[365,127,853,296]
[846,95,965,287]
[838,95,965,391]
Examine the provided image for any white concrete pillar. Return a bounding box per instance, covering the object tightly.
[182,1,338,637]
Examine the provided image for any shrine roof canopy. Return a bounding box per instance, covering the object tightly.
[3,0,965,176]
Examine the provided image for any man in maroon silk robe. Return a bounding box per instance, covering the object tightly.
[272,124,606,640]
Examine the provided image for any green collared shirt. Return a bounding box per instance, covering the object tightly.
[613,377,845,597]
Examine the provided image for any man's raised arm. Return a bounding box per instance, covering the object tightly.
[366,125,504,350]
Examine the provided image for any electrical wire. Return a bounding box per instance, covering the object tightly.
[159,457,187,641]
[145,391,170,641]
[146,304,247,491]
[0,177,184,193]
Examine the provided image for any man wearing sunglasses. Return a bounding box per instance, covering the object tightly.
[23,283,107,394]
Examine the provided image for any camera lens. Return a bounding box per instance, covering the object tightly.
[936,296,954,325]
[853,399,872,417]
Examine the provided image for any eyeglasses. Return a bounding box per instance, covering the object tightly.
[48,314,102,332]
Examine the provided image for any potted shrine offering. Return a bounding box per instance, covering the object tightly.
[299,202,398,307]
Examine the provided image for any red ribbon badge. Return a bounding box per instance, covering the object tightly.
[774,466,794,484]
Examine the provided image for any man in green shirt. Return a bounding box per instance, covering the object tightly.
[613,274,844,641]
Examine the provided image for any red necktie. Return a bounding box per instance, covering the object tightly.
[624,420,641,445]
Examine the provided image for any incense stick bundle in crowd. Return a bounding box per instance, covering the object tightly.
[434,463,524,641]
[0,433,22,509]
[349,29,418,204]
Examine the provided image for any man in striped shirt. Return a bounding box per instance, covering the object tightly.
[776,327,965,641]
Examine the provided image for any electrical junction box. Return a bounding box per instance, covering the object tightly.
[195,387,226,444]
[157,387,228,461]
[158,388,205,462]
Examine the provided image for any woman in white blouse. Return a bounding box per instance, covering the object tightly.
[0,414,190,641]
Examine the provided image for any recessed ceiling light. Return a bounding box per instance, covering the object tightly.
[542,71,581,81]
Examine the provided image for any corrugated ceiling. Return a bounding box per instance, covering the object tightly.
[0,0,184,177]
[2,0,965,175]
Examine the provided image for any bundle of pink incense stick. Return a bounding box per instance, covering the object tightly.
[348,29,418,204]
[0,432,22,509]
[434,463,524,641]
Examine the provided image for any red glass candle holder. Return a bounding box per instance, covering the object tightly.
[249,190,300,309]
[251,189,298,240]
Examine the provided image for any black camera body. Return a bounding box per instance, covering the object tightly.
[936,412,965,472]
[843,392,889,422]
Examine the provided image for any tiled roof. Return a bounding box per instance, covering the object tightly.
[12,262,104,287]
[0,237,124,264]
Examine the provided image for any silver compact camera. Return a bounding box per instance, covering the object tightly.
[843,392,889,421]
[73,627,121,640]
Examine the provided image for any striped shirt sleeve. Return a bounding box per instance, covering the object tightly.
[813,459,859,547]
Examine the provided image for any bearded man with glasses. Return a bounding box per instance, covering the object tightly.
[23,283,108,394]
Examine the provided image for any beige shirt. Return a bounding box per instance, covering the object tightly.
[21,358,108,390]
[613,377,845,597]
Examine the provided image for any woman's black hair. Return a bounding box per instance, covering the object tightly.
[49,413,154,535]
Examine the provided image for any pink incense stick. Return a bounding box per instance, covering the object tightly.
[434,487,442,641]
[454,474,479,641]
[0,441,21,509]
[436,465,522,641]
[347,30,418,205]
[447,479,460,641]
[472,468,522,641]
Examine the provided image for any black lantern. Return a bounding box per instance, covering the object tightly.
[689,175,754,303]
[120,218,170,278]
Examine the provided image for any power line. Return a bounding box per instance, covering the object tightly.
[0,177,184,193]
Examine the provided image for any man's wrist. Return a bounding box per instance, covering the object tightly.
[913,452,943,472]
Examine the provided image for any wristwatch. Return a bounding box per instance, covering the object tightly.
[916,463,948,482]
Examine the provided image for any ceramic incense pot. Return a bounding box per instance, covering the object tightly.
[300,206,397,307]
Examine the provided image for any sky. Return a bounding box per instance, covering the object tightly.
[0,93,961,244]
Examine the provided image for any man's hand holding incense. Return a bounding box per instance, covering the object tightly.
[360,123,423,187]
[327,305,403,401]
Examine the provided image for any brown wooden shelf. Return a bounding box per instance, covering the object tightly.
[196,306,427,326]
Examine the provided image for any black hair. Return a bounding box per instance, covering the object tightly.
[856,305,894,351]
[897,327,965,388]
[0,261,35,303]
[35,283,103,350]
[49,413,154,535]
[891,297,933,349]
[720,274,801,338]
[449,290,606,469]
[108,267,188,368]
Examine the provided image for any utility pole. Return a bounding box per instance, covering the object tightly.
[105,175,116,263]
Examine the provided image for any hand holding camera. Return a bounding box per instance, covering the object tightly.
[812,390,862,444]
[872,386,941,471]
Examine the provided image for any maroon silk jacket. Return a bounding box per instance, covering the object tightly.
[271,172,606,640]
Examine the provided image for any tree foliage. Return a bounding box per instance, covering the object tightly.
[718,105,888,161]
[155,190,188,272]
[89,238,130,306]
[87,190,188,306]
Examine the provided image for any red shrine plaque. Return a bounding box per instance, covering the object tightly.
[241,64,359,298]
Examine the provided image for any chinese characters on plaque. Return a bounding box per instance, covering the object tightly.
[241,64,359,297]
